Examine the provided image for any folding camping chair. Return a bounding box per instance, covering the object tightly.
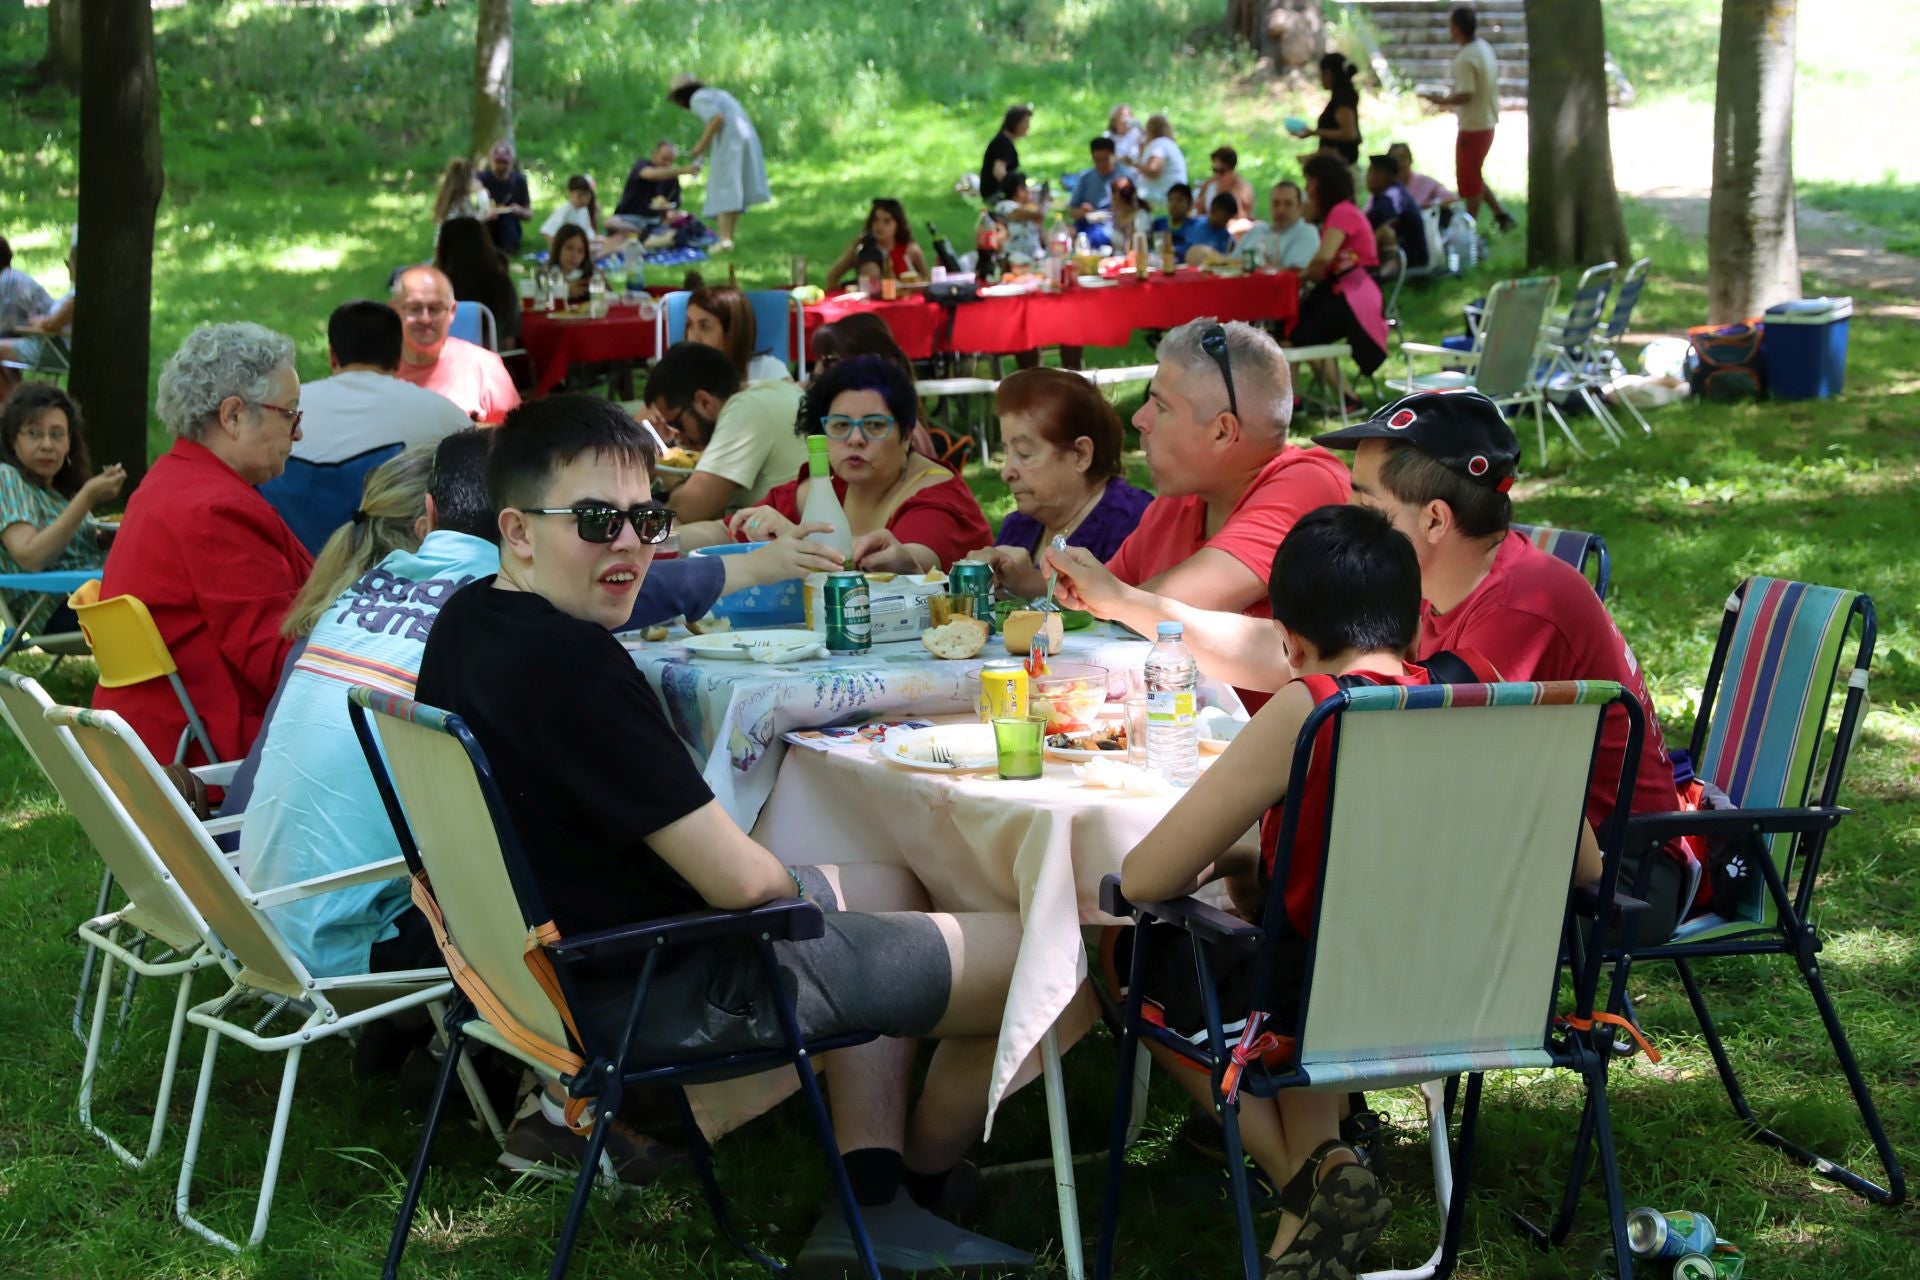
[1094,680,1650,1280]
[0,566,95,666]
[49,705,480,1252]
[1510,524,1611,601]
[68,581,219,767]
[348,687,885,1280]
[0,671,226,1171]
[1589,257,1654,436]
[258,444,404,555]
[1541,262,1625,450]
[449,300,498,352]
[1388,276,1574,462]
[1520,579,1903,1253]
[0,332,72,384]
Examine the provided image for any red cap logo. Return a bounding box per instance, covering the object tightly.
[1496,476,1515,493]
[1468,455,1489,476]
[1387,409,1417,430]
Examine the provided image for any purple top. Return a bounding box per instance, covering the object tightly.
[996,477,1154,563]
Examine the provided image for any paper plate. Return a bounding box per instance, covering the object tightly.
[679,629,826,661]
[873,723,999,772]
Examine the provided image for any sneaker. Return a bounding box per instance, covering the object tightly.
[793,1189,1033,1278]
[497,1091,688,1186]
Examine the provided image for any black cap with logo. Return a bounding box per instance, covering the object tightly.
[1311,390,1521,492]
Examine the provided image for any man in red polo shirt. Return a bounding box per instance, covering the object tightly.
[1050,390,1694,936]
[1103,319,1348,708]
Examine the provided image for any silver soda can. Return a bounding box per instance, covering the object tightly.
[823,572,871,654]
[1625,1207,1715,1261]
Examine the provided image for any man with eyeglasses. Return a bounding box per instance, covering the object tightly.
[389,265,521,425]
[415,397,1047,1274]
[291,301,471,468]
[643,340,806,523]
[1100,319,1350,711]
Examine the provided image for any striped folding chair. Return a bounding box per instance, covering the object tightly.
[1523,578,1903,1254]
[1095,680,1649,1280]
[349,687,884,1280]
[1510,523,1611,601]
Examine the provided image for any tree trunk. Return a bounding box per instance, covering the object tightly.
[1707,0,1799,322]
[70,0,164,487]
[1223,0,1322,69]
[1523,0,1629,268]
[471,0,513,159]
[41,0,83,89]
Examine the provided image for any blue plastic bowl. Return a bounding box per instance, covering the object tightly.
[689,541,806,628]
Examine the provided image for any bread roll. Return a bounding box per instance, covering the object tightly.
[921,617,990,660]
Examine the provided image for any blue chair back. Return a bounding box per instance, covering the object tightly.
[1604,257,1651,341]
[1557,262,1616,353]
[1510,524,1611,601]
[657,289,793,371]
[258,445,404,555]
[450,300,498,350]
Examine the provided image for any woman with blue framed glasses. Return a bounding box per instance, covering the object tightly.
[707,356,989,573]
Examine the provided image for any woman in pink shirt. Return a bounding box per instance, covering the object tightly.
[1286,152,1389,415]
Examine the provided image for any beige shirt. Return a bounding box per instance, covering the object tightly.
[694,380,807,509]
[1453,37,1501,132]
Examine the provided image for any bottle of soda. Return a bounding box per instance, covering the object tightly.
[927,222,964,274]
[1144,621,1199,785]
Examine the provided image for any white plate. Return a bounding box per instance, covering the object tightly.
[873,724,999,772]
[1198,715,1249,754]
[1076,276,1120,289]
[1047,742,1129,762]
[679,629,826,661]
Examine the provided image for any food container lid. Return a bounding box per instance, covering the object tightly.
[1763,296,1852,323]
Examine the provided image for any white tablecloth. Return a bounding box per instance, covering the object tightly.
[627,625,1242,831]
[752,723,1252,1132]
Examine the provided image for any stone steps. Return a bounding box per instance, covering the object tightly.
[1342,0,1531,109]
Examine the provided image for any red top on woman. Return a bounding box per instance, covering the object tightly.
[749,465,992,570]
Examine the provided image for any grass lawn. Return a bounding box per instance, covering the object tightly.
[2,2,1918,1277]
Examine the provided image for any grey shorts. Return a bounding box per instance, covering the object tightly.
[574,866,952,1067]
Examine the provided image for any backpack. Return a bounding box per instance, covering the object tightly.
[1687,320,1766,402]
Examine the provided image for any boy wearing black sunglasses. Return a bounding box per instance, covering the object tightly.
[415,396,1045,1275]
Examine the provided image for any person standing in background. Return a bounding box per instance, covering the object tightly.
[1423,6,1516,232]
[670,74,771,253]
[1104,103,1145,168]
[1293,54,1362,165]
[476,141,533,253]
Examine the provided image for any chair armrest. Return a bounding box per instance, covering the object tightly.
[203,814,245,838]
[547,896,824,965]
[1398,342,1479,361]
[192,761,240,787]
[1624,806,1848,851]
[1570,882,1651,920]
[1098,873,1262,945]
[248,856,409,910]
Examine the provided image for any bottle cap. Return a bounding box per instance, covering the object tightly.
[806,433,832,475]
[1156,621,1183,639]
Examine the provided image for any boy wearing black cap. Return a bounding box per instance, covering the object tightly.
[1049,390,1695,937]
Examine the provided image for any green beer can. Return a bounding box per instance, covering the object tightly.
[950,560,995,633]
[824,572,871,655]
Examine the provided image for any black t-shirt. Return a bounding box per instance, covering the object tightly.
[980,132,1020,202]
[1318,88,1361,164]
[476,169,531,251]
[614,160,682,221]
[1366,183,1428,270]
[413,578,713,936]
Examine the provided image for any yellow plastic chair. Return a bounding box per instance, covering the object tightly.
[68,581,218,765]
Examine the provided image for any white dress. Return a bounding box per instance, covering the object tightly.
[691,87,771,216]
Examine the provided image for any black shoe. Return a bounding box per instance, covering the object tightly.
[793,1190,1033,1278]
[1495,212,1518,233]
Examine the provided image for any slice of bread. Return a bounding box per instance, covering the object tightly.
[1002,609,1064,656]
[921,617,991,660]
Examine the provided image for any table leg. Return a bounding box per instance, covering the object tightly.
[1041,1026,1085,1280]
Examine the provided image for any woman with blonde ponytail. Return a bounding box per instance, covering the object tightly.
[281,445,435,637]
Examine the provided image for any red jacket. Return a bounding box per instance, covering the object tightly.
[93,438,313,765]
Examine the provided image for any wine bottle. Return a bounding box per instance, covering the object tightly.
[928,222,964,274]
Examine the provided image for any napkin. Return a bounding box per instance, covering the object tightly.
[744,638,827,664]
[1073,758,1173,796]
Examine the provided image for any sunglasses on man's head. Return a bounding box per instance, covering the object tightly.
[1199,324,1240,422]
[521,502,676,545]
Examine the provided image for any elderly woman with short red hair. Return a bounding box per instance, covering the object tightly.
[972,367,1152,601]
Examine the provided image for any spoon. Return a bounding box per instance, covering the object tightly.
[1033,534,1068,614]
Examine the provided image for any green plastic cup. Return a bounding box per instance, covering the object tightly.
[992,717,1045,780]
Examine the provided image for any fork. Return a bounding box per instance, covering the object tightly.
[1033,533,1069,614]
[929,741,955,767]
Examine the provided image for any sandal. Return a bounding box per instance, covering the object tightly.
[1262,1139,1392,1280]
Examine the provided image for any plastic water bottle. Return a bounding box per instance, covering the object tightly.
[1144,621,1200,786]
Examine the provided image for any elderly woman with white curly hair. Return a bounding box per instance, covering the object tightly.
[94,321,314,766]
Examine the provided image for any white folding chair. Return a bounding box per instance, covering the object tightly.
[48,705,497,1252]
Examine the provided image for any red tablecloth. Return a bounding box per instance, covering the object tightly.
[802,270,1300,361]
[522,304,659,394]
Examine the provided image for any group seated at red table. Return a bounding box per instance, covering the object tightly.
[678,355,990,573]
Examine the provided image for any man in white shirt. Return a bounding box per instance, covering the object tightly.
[1422,6,1516,232]
[644,341,806,521]
[293,301,472,465]
[1235,181,1322,271]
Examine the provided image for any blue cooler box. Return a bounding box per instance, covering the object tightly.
[689,541,805,628]
[1761,297,1851,400]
